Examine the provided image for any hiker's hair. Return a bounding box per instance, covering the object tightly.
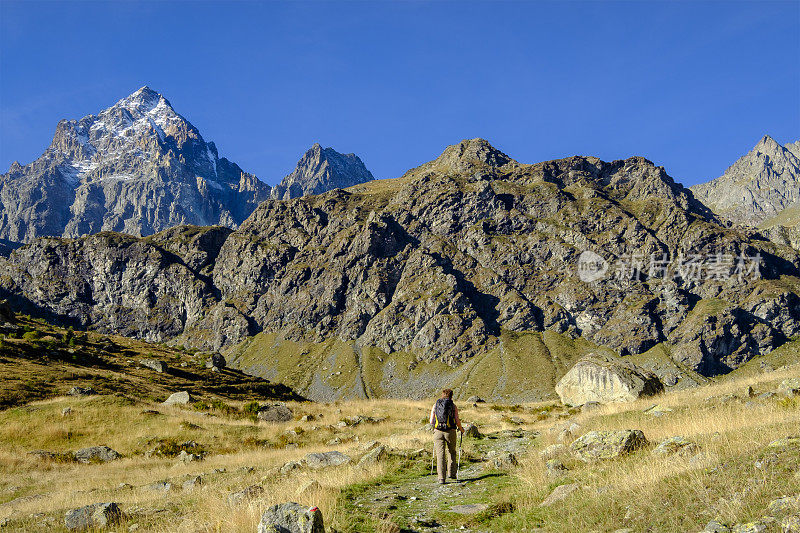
[441,389,453,400]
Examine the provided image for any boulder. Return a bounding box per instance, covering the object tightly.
[257,403,294,422]
[652,436,700,458]
[139,359,166,373]
[73,446,119,464]
[178,450,201,463]
[162,391,190,405]
[64,502,122,531]
[570,430,648,461]
[539,443,567,459]
[206,353,226,369]
[304,451,351,469]
[782,515,800,532]
[258,502,325,533]
[467,396,485,403]
[555,354,664,406]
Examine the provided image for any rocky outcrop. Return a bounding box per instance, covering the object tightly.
[270,143,373,200]
[2,138,800,396]
[570,430,648,461]
[690,135,800,227]
[555,354,664,406]
[0,87,272,243]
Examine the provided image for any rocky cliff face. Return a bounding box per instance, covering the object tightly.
[690,135,800,228]
[270,143,373,200]
[0,87,272,243]
[2,139,799,396]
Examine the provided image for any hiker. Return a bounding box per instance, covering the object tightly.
[430,388,464,484]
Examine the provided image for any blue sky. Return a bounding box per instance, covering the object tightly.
[1,1,798,187]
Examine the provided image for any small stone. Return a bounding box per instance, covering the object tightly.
[540,483,579,506]
[464,423,481,438]
[539,443,567,459]
[68,387,96,396]
[280,461,303,474]
[139,359,166,373]
[357,445,387,467]
[545,459,568,477]
[745,385,756,398]
[703,520,731,532]
[182,476,203,492]
[145,481,173,493]
[652,436,700,458]
[62,407,72,417]
[228,485,264,505]
[162,391,190,405]
[304,451,351,469]
[467,396,485,403]
[178,450,201,463]
[767,494,800,517]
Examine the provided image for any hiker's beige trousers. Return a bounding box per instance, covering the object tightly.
[433,429,457,481]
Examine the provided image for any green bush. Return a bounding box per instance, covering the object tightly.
[22,330,41,341]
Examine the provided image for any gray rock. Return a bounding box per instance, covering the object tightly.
[555,354,664,406]
[703,520,731,532]
[68,387,96,396]
[257,403,293,422]
[64,502,122,531]
[782,515,800,532]
[206,353,226,369]
[228,485,264,505]
[731,522,768,533]
[357,445,386,467]
[464,423,482,438]
[73,446,119,464]
[467,396,485,403]
[257,502,325,533]
[280,461,303,474]
[145,481,174,493]
[779,378,800,396]
[182,476,203,492]
[570,430,648,461]
[304,451,351,469]
[652,436,700,458]
[545,459,568,477]
[177,450,201,463]
[297,480,321,497]
[140,359,166,373]
[539,444,567,459]
[62,407,72,417]
[162,391,190,405]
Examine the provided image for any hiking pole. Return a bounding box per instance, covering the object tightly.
[456,431,462,481]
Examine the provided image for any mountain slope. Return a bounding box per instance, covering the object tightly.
[690,135,800,227]
[270,143,373,200]
[0,87,271,242]
[2,139,799,400]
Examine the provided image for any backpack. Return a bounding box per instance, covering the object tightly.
[433,398,455,431]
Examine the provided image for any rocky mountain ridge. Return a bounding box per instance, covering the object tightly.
[690,135,800,230]
[1,138,799,400]
[0,87,375,244]
[270,143,373,200]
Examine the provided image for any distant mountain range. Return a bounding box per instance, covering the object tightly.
[0,87,373,243]
[2,138,798,401]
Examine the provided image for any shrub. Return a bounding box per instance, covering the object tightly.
[22,330,41,341]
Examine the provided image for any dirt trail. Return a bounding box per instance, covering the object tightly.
[345,428,539,532]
